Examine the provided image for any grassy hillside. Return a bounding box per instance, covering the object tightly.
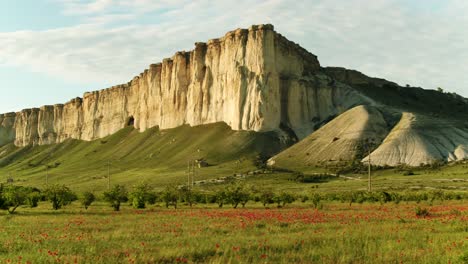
[0,122,285,192]
[0,120,467,194]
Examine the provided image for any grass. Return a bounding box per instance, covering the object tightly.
[1,122,467,263]
[0,201,466,263]
[1,123,467,195]
[0,123,284,192]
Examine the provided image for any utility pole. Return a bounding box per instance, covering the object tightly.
[46,166,49,186]
[107,161,111,190]
[192,160,196,188]
[187,160,190,189]
[368,148,372,192]
[363,138,374,192]
[8,172,12,185]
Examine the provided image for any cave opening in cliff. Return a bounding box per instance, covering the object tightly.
[127,116,135,127]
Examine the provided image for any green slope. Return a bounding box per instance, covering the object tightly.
[0,122,285,191]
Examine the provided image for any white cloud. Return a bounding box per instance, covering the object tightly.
[1,0,467,98]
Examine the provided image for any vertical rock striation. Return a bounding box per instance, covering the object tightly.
[2,24,369,147]
[0,113,16,146]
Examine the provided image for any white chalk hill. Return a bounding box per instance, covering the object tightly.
[268,105,389,167]
[269,105,468,168]
[363,113,468,166]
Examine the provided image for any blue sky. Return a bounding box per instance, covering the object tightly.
[0,0,467,113]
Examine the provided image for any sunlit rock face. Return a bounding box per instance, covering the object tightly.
[4,24,368,147]
[0,113,16,146]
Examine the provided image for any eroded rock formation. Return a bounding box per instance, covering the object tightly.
[2,24,467,167]
[1,24,369,147]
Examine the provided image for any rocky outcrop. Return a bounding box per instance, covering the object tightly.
[0,113,16,146]
[362,113,468,166]
[268,105,390,168]
[4,24,465,167]
[2,24,370,147]
[323,67,397,88]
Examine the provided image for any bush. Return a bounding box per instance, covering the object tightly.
[415,207,430,217]
[310,192,321,209]
[179,185,195,207]
[273,192,295,208]
[103,185,128,211]
[402,170,415,176]
[258,189,275,207]
[214,190,227,208]
[26,192,41,208]
[147,192,158,205]
[130,183,152,209]
[44,185,76,210]
[2,186,28,214]
[161,186,178,209]
[80,192,96,210]
[226,183,250,208]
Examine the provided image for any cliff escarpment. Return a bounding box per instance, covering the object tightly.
[1,24,369,147]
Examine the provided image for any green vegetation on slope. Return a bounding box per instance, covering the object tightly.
[0,123,285,192]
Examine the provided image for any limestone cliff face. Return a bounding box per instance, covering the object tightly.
[0,113,16,146]
[3,24,369,147]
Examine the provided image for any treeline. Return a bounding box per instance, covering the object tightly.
[0,183,466,214]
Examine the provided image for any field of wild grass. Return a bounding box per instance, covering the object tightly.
[1,201,467,264]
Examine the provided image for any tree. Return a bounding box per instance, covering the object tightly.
[44,185,76,210]
[26,191,41,208]
[2,186,28,214]
[258,188,275,207]
[179,185,195,207]
[279,192,296,207]
[310,192,321,209]
[437,87,444,93]
[80,192,96,210]
[226,183,250,208]
[0,184,6,211]
[129,183,152,209]
[161,186,178,209]
[273,192,296,208]
[146,192,158,205]
[103,185,128,211]
[215,190,227,208]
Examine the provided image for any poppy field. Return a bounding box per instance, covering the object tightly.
[1,201,467,264]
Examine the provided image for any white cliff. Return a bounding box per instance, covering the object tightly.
[2,24,369,147]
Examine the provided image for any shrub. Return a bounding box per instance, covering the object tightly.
[258,189,275,207]
[226,183,250,208]
[44,185,76,210]
[130,183,152,209]
[310,192,321,209]
[214,190,227,208]
[2,186,28,214]
[402,170,415,176]
[161,186,178,209]
[103,185,128,211]
[178,185,195,207]
[273,192,295,208]
[26,192,41,208]
[415,206,430,217]
[80,192,96,210]
[147,192,158,205]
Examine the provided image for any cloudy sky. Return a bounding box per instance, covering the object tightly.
[0,0,467,113]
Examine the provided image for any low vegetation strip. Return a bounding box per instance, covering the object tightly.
[0,202,466,263]
[1,182,467,263]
